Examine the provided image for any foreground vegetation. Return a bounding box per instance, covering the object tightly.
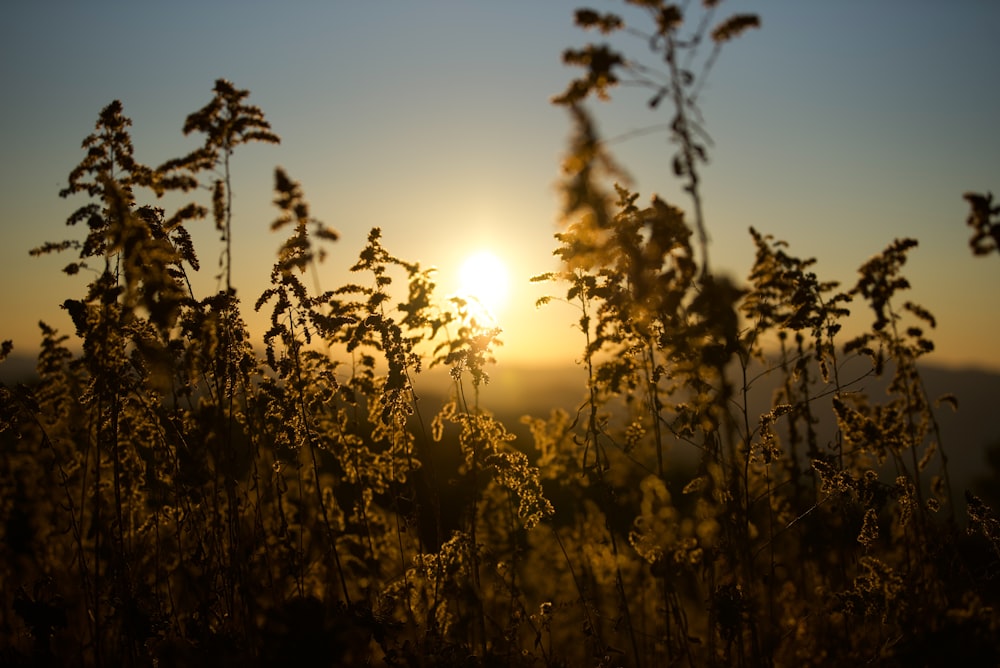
[3,3,999,666]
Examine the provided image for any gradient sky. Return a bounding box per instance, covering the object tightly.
[2,1,998,372]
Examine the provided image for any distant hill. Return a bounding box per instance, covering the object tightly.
[5,351,998,498]
[0,353,37,385]
[452,357,1000,499]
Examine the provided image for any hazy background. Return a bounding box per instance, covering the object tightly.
[2,1,998,371]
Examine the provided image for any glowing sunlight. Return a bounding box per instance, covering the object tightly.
[456,250,510,323]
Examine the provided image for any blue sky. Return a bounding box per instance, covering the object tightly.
[2,1,998,370]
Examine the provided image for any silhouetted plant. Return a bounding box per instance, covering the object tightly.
[529,2,998,666]
[963,191,1000,256]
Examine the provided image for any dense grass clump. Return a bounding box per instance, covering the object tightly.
[2,3,999,666]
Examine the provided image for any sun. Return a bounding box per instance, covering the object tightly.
[457,250,510,322]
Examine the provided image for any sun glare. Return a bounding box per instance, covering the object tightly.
[457,250,510,322]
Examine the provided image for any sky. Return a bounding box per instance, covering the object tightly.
[2,1,999,373]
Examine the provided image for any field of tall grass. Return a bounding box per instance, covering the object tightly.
[3,3,999,666]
